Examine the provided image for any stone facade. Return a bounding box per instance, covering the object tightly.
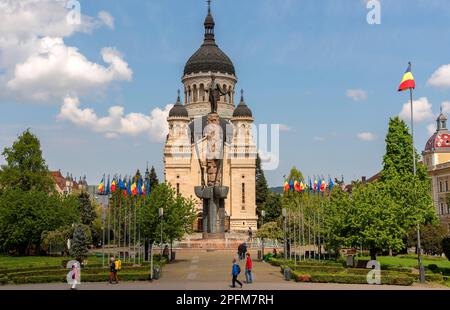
[164,5,257,233]
[423,112,450,233]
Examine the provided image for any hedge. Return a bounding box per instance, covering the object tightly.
[4,266,151,278]
[12,272,152,285]
[291,270,414,286]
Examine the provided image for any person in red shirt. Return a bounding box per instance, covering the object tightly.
[245,252,253,284]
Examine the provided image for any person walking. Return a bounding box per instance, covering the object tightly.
[245,252,253,284]
[69,264,79,290]
[230,258,243,288]
[248,227,253,241]
[241,242,247,260]
[109,256,118,284]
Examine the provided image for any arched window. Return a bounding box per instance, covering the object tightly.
[188,86,192,103]
[199,84,205,101]
[193,84,198,102]
[223,84,228,103]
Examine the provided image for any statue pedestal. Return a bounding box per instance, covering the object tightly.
[195,186,229,240]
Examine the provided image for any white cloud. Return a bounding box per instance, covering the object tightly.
[357,132,376,141]
[279,124,293,132]
[428,64,450,88]
[0,1,127,103]
[58,96,172,143]
[98,11,114,29]
[346,89,368,101]
[6,38,132,102]
[399,97,434,123]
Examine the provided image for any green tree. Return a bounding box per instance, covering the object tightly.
[380,116,436,250]
[0,190,80,255]
[164,191,197,256]
[262,192,282,223]
[381,117,428,181]
[257,221,283,256]
[78,192,96,226]
[407,224,448,255]
[140,183,196,261]
[256,154,269,227]
[287,166,304,182]
[149,166,159,187]
[70,224,89,262]
[0,129,54,192]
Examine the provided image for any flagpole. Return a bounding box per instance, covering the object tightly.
[118,177,122,262]
[409,80,425,283]
[293,192,297,265]
[107,176,111,258]
[134,195,137,265]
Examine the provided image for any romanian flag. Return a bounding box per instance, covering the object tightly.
[320,180,326,192]
[398,62,415,92]
[284,181,290,193]
[300,181,305,192]
[131,181,137,196]
[294,180,301,192]
[98,178,104,194]
[313,179,318,192]
[110,179,117,193]
[289,180,294,191]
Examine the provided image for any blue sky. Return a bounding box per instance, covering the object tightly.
[1,0,450,187]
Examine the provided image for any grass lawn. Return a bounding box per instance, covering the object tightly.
[0,254,105,270]
[359,254,450,270]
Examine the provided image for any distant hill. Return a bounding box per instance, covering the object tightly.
[269,187,284,194]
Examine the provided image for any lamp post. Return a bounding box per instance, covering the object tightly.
[261,210,265,259]
[282,208,287,260]
[159,207,164,275]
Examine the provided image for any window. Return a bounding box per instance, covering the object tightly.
[446,181,449,192]
[440,181,443,192]
[440,203,445,215]
[242,183,245,204]
[176,183,180,195]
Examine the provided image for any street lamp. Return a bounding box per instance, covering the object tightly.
[159,208,164,275]
[260,210,266,259]
[282,208,287,260]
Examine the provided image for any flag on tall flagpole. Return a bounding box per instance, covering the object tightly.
[284,181,290,193]
[131,180,137,196]
[111,178,117,193]
[98,177,105,194]
[398,62,416,92]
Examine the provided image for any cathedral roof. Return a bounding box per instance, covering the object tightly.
[233,90,253,118]
[183,3,235,76]
[168,91,189,118]
[425,112,450,152]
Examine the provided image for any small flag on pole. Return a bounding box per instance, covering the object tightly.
[398,62,416,92]
[98,178,104,194]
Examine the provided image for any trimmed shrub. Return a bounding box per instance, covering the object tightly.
[428,264,439,271]
[442,238,450,261]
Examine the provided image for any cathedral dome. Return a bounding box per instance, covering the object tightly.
[169,91,188,118]
[425,112,450,152]
[183,4,235,76]
[233,90,252,118]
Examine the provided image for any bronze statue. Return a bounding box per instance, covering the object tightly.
[206,74,231,114]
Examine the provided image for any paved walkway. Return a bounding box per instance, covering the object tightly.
[0,250,447,290]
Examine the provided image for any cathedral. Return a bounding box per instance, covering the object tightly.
[423,110,450,233]
[163,4,257,233]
